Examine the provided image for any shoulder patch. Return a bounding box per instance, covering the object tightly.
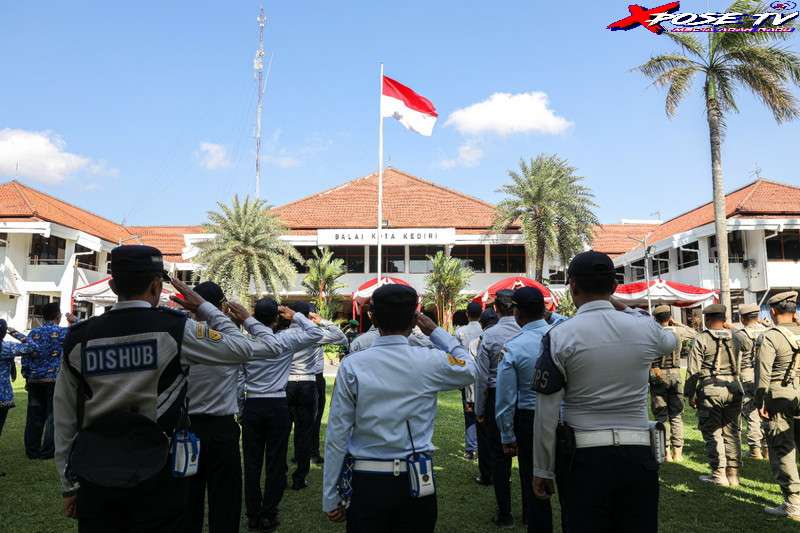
[207,328,223,342]
[196,323,208,339]
[447,354,466,367]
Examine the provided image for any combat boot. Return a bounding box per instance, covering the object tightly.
[725,467,740,487]
[749,447,763,460]
[699,468,729,486]
[764,502,800,521]
[665,447,673,462]
[672,447,683,462]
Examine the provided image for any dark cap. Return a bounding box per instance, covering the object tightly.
[768,291,798,306]
[738,303,760,316]
[703,304,727,315]
[466,302,483,316]
[254,298,279,325]
[493,289,514,307]
[372,284,418,310]
[110,245,168,279]
[479,308,498,328]
[512,287,544,312]
[653,304,671,315]
[194,281,225,309]
[288,301,311,316]
[567,251,615,278]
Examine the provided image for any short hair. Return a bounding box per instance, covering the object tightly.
[42,302,62,322]
[571,273,616,295]
[774,300,798,315]
[704,313,726,323]
[194,281,225,309]
[254,297,279,325]
[466,302,483,320]
[112,271,161,298]
[654,312,671,323]
[742,312,760,322]
[452,310,469,327]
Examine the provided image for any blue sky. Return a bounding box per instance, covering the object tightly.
[1,1,798,227]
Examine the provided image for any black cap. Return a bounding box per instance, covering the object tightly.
[493,289,514,307]
[194,281,225,308]
[466,301,483,316]
[567,251,615,278]
[512,287,544,312]
[288,301,311,316]
[479,308,498,329]
[254,298,279,324]
[110,245,169,279]
[372,284,418,310]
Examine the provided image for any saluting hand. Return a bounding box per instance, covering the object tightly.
[308,312,323,324]
[326,506,346,523]
[278,305,296,321]
[65,312,78,325]
[169,278,206,313]
[415,312,437,336]
[226,301,251,323]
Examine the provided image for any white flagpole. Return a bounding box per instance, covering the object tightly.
[377,63,384,284]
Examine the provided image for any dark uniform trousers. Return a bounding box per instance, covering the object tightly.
[187,414,242,533]
[515,409,552,533]
[77,468,190,533]
[486,388,513,517]
[286,380,318,484]
[311,372,326,458]
[565,445,658,533]
[476,404,494,482]
[346,472,437,533]
[242,397,291,521]
[0,406,9,437]
[24,381,55,459]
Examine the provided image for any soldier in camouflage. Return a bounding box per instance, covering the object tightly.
[733,303,768,460]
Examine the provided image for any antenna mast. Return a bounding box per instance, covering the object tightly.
[253,7,267,198]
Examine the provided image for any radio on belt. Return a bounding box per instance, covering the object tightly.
[405,421,435,498]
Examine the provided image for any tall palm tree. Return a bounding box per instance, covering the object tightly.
[635,0,800,314]
[423,251,473,331]
[194,195,300,302]
[493,154,599,281]
[302,247,346,320]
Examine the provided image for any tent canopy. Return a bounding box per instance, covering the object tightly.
[351,276,413,320]
[472,276,558,311]
[614,280,717,307]
[73,276,176,307]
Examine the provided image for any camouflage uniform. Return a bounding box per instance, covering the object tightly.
[755,292,800,520]
[733,314,767,458]
[650,322,696,459]
[686,313,743,485]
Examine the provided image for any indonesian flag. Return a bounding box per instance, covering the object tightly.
[381,76,438,136]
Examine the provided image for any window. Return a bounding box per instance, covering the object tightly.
[74,244,98,271]
[709,232,745,263]
[0,232,6,247]
[409,246,445,274]
[652,251,669,276]
[490,245,526,273]
[548,268,566,284]
[615,266,625,284]
[729,290,745,322]
[27,294,59,329]
[293,246,319,274]
[369,246,405,273]
[330,246,365,273]
[766,230,800,261]
[29,234,66,265]
[74,301,93,321]
[678,241,699,269]
[175,270,196,286]
[451,245,486,273]
[631,259,646,281]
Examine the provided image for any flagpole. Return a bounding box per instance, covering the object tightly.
[377,62,384,285]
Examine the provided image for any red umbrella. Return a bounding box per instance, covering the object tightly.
[472,276,558,311]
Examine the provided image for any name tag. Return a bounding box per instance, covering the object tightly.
[82,340,158,376]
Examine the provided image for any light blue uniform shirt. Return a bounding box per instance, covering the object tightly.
[291,321,348,376]
[547,311,568,326]
[495,319,552,444]
[455,321,482,349]
[475,316,521,418]
[347,325,433,355]
[322,328,477,512]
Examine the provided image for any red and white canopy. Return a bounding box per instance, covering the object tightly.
[614,280,717,307]
[472,276,558,311]
[351,276,413,319]
[73,276,177,307]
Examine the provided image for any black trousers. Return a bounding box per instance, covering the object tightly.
[476,392,494,483]
[516,410,552,533]
[187,414,242,533]
[0,406,9,437]
[24,381,54,459]
[565,445,659,533]
[242,397,291,521]
[346,472,437,533]
[77,468,189,533]
[311,373,326,458]
[286,380,318,484]
[486,388,512,517]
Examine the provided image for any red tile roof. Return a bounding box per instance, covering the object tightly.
[0,180,131,243]
[591,224,657,258]
[126,225,204,262]
[273,168,503,230]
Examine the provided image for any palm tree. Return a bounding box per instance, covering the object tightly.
[635,0,800,314]
[493,155,599,281]
[423,251,473,331]
[193,195,300,302]
[302,247,346,320]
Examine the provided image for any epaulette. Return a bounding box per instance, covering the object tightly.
[155,306,190,318]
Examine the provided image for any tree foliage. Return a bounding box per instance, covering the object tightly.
[422,251,473,331]
[302,247,346,320]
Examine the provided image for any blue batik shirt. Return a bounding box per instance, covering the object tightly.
[23,322,68,382]
[1,340,32,407]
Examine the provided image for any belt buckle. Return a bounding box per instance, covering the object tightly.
[393,459,401,477]
[611,429,621,446]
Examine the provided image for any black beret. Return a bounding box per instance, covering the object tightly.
[288,301,311,316]
[567,251,615,278]
[466,302,483,316]
[110,245,169,279]
[494,289,514,307]
[194,281,225,309]
[372,284,418,310]
[512,287,544,312]
[254,298,279,324]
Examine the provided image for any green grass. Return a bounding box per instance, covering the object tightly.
[0,376,795,532]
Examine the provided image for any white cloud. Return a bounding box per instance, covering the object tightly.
[196,142,231,170]
[439,141,485,169]
[263,129,332,168]
[445,92,572,136]
[264,154,301,168]
[0,128,102,183]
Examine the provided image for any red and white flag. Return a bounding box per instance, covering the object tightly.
[381,76,438,136]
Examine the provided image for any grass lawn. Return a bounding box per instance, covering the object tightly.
[0,375,796,532]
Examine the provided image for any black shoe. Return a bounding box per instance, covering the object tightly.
[262,517,279,533]
[474,476,492,486]
[464,451,475,461]
[291,479,308,490]
[311,455,324,465]
[492,514,514,528]
[247,517,261,531]
[290,457,297,464]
